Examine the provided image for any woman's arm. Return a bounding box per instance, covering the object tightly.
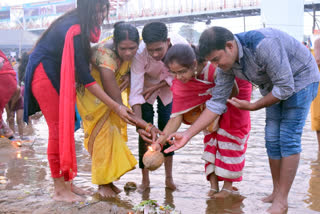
[97,65,123,104]
[152,115,183,151]
[86,83,135,125]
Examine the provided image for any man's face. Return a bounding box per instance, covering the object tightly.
[205,41,237,71]
[146,39,170,61]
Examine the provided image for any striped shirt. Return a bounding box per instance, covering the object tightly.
[206,28,320,115]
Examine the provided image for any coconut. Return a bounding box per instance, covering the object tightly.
[142,149,164,171]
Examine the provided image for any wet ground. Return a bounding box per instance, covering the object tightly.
[1,89,320,214]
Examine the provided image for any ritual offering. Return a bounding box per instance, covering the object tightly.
[142,147,164,171]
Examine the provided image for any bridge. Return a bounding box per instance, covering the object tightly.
[1,0,320,32]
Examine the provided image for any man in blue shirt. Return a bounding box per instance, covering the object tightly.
[165,27,320,213]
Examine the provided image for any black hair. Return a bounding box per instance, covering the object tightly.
[199,26,234,58]
[18,52,29,85]
[164,44,196,69]
[34,0,110,61]
[191,44,206,64]
[142,22,168,44]
[113,22,139,50]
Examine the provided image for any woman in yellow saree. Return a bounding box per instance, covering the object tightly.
[77,23,160,197]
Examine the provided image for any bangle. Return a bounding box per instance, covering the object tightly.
[145,123,154,133]
[159,143,164,151]
[118,104,122,112]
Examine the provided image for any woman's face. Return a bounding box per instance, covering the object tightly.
[96,4,108,26]
[116,39,139,61]
[168,61,196,83]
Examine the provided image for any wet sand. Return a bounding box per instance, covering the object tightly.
[1,89,320,213]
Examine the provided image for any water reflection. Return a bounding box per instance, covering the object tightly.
[305,151,320,212]
[1,90,320,213]
[206,194,245,214]
[164,188,175,208]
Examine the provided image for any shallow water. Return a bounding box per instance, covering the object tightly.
[1,89,320,214]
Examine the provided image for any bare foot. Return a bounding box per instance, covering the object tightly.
[110,183,122,194]
[98,184,117,198]
[262,192,277,203]
[66,182,91,196]
[208,188,218,197]
[267,200,288,214]
[213,188,232,199]
[138,182,150,193]
[165,177,176,190]
[1,125,13,139]
[53,188,83,202]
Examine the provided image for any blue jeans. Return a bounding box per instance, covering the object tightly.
[138,97,174,168]
[265,82,319,159]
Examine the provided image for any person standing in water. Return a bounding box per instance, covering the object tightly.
[24,0,134,202]
[153,44,251,198]
[129,22,189,191]
[165,27,320,213]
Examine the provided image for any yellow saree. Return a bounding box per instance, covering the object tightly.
[76,44,137,185]
[311,50,320,131]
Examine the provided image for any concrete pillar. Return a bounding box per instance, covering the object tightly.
[261,0,304,41]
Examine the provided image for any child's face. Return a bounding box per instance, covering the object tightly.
[168,61,195,83]
[146,39,170,61]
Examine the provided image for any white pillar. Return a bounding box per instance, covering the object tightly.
[261,0,304,41]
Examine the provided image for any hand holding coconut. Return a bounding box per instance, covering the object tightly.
[137,123,164,144]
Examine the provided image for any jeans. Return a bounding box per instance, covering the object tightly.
[265,82,319,159]
[138,97,174,168]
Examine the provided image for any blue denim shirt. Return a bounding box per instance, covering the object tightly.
[206,28,320,115]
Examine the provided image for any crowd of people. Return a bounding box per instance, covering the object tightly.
[0,0,320,213]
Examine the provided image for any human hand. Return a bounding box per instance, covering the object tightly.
[137,128,153,144]
[151,143,162,152]
[164,131,190,153]
[142,85,159,100]
[227,97,256,111]
[150,126,164,142]
[116,105,136,125]
[119,73,130,92]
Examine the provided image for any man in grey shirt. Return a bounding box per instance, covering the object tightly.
[164,27,320,213]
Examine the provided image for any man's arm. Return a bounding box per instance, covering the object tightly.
[228,91,280,111]
[129,46,146,108]
[164,68,235,153]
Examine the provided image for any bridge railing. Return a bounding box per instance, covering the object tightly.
[2,0,260,30]
[109,0,259,22]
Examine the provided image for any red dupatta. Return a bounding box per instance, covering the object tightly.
[171,63,216,117]
[0,50,16,75]
[59,24,80,180]
[59,25,101,180]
